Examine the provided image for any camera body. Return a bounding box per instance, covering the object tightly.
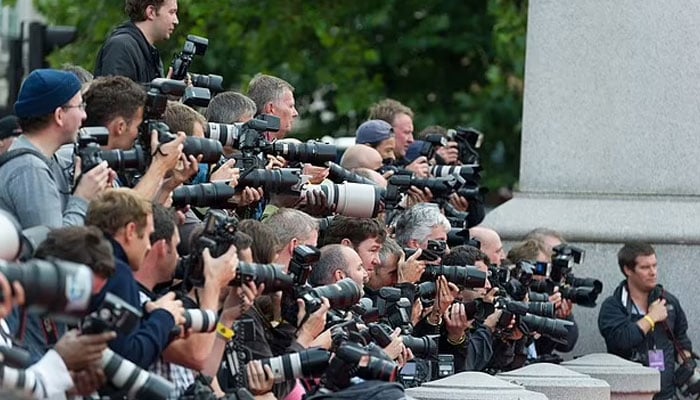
[81,292,142,336]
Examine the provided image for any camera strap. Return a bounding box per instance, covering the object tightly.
[0,148,50,169]
[661,320,693,365]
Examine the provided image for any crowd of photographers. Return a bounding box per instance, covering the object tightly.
[0,1,691,400]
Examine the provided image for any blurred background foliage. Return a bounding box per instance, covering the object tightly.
[34,0,527,192]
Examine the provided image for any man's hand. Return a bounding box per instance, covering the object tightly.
[448,193,470,213]
[405,156,430,178]
[407,186,433,207]
[144,292,186,326]
[302,164,329,184]
[397,249,426,284]
[68,366,106,396]
[233,187,264,207]
[295,189,334,217]
[246,360,275,395]
[210,159,240,185]
[435,276,457,316]
[150,130,185,171]
[296,298,330,348]
[444,302,472,342]
[483,309,504,332]
[0,274,24,319]
[73,159,113,201]
[202,246,238,291]
[435,142,459,165]
[265,155,286,170]
[648,298,668,323]
[221,282,263,324]
[164,154,200,188]
[556,299,573,319]
[54,330,116,371]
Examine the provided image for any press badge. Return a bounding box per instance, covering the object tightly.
[648,349,665,371]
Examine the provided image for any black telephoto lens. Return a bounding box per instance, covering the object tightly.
[260,348,331,383]
[183,137,224,164]
[423,265,486,288]
[235,262,294,292]
[309,278,362,310]
[271,142,337,165]
[520,314,574,342]
[402,335,438,360]
[527,301,555,318]
[560,285,599,307]
[238,168,303,195]
[100,146,147,172]
[171,182,236,209]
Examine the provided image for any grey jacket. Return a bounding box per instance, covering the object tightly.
[0,136,87,229]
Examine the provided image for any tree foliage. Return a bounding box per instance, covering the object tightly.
[34,0,527,189]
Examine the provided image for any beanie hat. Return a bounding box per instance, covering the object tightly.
[14,69,82,119]
[356,119,393,145]
[0,115,20,140]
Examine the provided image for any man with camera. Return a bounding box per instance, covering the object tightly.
[0,69,113,230]
[247,74,298,140]
[599,243,692,400]
[95,0,179,83]
[83,75,192,202]
[86,188,186,369]
[470,226,507,267]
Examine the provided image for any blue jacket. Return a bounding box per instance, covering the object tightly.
[91,238,175,369]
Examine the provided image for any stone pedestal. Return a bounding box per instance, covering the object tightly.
[405,371,548,400]
[562,353,659,400]
[482,0,700,356]
[497,363,610,400]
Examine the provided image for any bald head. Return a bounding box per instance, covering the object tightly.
[469,226,505,266]
[340,144,383,171]
[353,168,388,188]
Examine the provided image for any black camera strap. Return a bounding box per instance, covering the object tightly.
[0,148,50,169]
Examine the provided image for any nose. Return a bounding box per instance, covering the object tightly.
[484,277,492,290]
[292,107,299,119]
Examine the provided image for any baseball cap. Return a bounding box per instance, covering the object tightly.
[356,119,393,145]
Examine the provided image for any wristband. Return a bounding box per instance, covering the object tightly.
[447,334,467,346]
[643,315,655,331]
[216,322,235,341]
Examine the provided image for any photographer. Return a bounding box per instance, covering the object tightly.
[355,119,396,162]
[0,69,113,229]
[135,204,251,397]
[308,244,367,289]
[322,216,385,283]
[441,245,499,372]
[83,76,190,201]
[469,226,506,267]
[246,74,298,140]
[205,91,257,125]
[95,0,179,83]
[508,237,578,359]
[598,243,692,400]
[264,208,320,270]
[368,98,429,178]
[86,188,186,369]
[339,144,384,172]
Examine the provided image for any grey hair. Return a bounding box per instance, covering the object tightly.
[379,237,403,266]
[205,91,257,124]
[394,203,451,247]
[309,244,347,286]
[246,74,295,116]
[523,227,566,244]
[263,208,318,252]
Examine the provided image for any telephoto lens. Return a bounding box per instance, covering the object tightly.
[0,259,93,317]
[181,136,224,164]
[520,314,575,342]
[238,168,305,195]
[269,141,337,165]
[234,262,294,293]
[430,164,481,180]
[422,265,486,288]
[527,301,556,318]
[102,348,175,400]
[183,309,218,333]
[309,182,385,218]
[325,162,377,185]
[259,348,332,383]
[171,182,236,209]
[305,278,363,311]
[206,122,240,147]
[99,146,147,172]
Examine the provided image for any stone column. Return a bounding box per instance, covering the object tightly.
[482,0,700,356]
[562,353,659,400]
[497,363,610,400]
[405,371,548,400]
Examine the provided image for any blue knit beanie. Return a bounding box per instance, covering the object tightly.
[14,69,82,118]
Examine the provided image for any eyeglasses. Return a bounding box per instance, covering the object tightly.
[62,102,86,110]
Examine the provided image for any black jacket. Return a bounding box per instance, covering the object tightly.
[95,21,164,83]
[598,281,692,400]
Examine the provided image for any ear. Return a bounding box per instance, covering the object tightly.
[263,101,275,114]
[334,269,346,282]
[108,117,128,137]
[54,107,64,127]
[124,221,138,243]
[407,239,421,249]
[145,4,158,20]
[340,238,353,247]
[154,239,167,257]
[622,265,633,278]
[287,238,298,256]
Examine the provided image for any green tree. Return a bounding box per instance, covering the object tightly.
[34,0,527,190]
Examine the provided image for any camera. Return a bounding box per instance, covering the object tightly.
[675,359,700,397]
[171,35,224,93]
[304,182,384,218]
[430,164,481,181]
[283,278,363,327]
[288,245,320,286]
[0,258,93,320]
[367,322,438,360]
[259,348,331,383]
[81,293,142,336]
[140,78,224,165]
[323,341,398,391]
[102,348,175,400]
[445,127,483,165]
[179,212,294,291]
[77,127,147,173]
[421,264,487,288]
